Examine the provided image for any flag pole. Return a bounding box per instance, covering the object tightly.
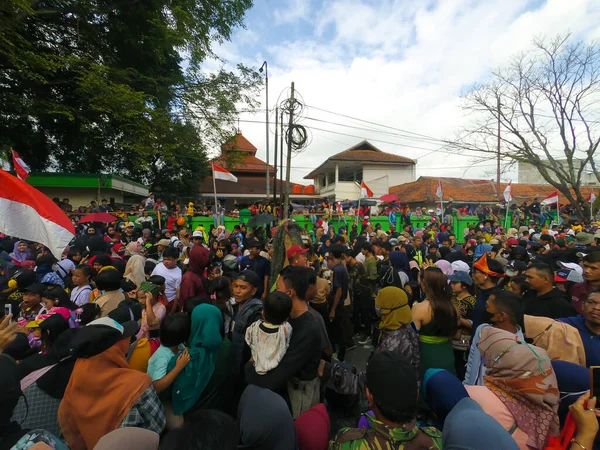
[212,163,220,226]
[357,186,361,230]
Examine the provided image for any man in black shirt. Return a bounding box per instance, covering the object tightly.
[245,266,321,417]
[523,263,576,319]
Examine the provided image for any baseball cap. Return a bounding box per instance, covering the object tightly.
[157,239,171,247]
[287,244,309,260]
[450,260,470,273]
[555,238,566,247]
[366,351,417,414]
[506,238,519,247]
[389,238,400,246]
[234,270,259,288]
[125,222,134,228]
[557,261,583,275]
[398,235,407,243]
[555,269,584,284]
[192,230,204,239]
[505,260,527,277]
[448,271,473,286]
[23,283,47,296]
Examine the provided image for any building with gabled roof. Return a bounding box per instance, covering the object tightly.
[304,140,416,201]
[198,132,319,202]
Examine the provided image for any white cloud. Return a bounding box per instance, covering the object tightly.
[228,0,600,184]
[273,0,312,25]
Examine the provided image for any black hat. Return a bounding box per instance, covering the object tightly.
[234,270,259,288]
[366,351,417,413]
[23,282,46,296]
[246,238,261,249]
[36,254,58,266]
[66,317,139,359]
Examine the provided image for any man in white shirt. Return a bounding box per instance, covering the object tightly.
[150,247,182,313]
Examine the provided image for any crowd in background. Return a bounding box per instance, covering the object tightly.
[1,202,600,450]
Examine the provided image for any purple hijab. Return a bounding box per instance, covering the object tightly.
[9,240,31,263]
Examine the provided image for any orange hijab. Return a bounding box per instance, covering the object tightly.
[58,338,152,450]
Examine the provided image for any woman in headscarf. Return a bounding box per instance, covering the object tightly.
[237,384,298,450]
[168,303,232,415]
[465,327,560,450]
[321,286,419,412]
[179,246,210,308]
[126,241,144,257]
[58,318,165,450]
[124,254,146,289]
[12,314,74,436]
[0,355,68,450]
[434,259,454,276]
[9,240,32,266]
[294,403,330,450]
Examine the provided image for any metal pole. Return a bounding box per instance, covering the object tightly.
[497,97,501,201]
[280,109,284,205]
[212,163,219,226]
[261,62,270,199]
[273,106,278,204]
[283,82,294,220]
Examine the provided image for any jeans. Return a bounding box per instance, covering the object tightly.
[539,212,552,225]
[213,213,224,227]
[337,215,347,227]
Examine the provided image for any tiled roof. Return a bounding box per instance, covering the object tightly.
[221,133,257,153]
[305,140,415,179]
[390,176,596,204]
[211,154,274,174]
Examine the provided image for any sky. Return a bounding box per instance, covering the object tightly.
[212,0,600,185]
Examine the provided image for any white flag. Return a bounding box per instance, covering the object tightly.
[503,181,512,203]
[436,180,443,198]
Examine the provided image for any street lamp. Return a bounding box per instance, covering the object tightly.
[259,61,270,198]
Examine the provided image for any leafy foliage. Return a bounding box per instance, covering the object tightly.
[0,0,261,198]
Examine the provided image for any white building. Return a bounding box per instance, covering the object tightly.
[304,140,416,201]
[518,160,598,185]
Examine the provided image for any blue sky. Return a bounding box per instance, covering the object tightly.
[213,0,600,184]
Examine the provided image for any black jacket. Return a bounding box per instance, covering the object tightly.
[523,288,576,319]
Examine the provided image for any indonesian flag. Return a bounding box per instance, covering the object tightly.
[0,169,74,259]
[503,181,512,203]
[588,192,596,203]
[212,164,238,183]
[436,180,443,198]
[361,181,373,198]
[11,149,31,180]
[541,190,559,205]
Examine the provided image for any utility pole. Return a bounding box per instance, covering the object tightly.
[283,82,295,220]
[497,97,501,201]
[273,106,278,203]
[260,61,270,198]
[279,109,284,205]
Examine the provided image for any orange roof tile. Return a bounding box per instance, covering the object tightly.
[221,133,257,153]
[212,154,274,174]
[390,176,596,204]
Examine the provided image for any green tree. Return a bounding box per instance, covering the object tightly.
[0,0,261,197]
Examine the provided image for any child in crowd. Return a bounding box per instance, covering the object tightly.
[19,283,47,323]
[70,264,93,306]
[136,281,167,339]
[245,291,293,375]
[147,313,191,429]
[76,302,101,325]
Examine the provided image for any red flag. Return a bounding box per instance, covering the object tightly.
[361,181,373,198]
[11,149,30,180]
[541,190,559,206]
[212,164,238,183]
[0,169,74,259]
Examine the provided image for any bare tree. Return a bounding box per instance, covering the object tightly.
[457,35,600,219]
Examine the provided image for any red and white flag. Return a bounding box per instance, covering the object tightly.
[11,149,30,180]
[588,192,596,203]
[361,181,373,198]
[503,181,512,203]
[212,164,238,183]
[541,190,559,206]
[0,169,74,259]
[436,180,443,198]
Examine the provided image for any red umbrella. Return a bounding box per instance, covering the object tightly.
[78,212,118,224]
[380,193,399,203]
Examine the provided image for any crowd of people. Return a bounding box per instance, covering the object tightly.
[1,205,600,450]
